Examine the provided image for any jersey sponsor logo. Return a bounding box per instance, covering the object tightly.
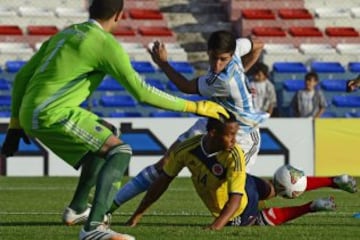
[212,163,224,176]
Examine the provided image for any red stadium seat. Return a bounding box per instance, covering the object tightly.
[0,25,23,35]
[138,26,173,36]
[112,26,137,36]
[325,27,359,37]
[252,27,287,37]
[27,26,59,36]
[288,27,323,37]
[241,9,276,19]
[128,9,163,20]
[278,8,313,19]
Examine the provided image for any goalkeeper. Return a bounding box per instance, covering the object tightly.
[0,0,228,240]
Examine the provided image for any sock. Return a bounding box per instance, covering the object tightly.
[110,164,160,213]
[306,177,335,191]
[261,202,312,226]
[69,156,104,213]
[85,144,131,231]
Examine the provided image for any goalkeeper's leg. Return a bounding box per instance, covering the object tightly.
[108,141,180,214]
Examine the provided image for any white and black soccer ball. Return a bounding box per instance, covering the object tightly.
[273,165,307,199]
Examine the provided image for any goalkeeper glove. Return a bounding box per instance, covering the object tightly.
[184,100,229,120]
[1,118,31,157]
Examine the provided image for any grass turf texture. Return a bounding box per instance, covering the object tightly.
[0,177,359,240]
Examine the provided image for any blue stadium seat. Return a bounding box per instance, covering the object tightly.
[181,94,208,101]
[348,62,360,73]
[332,96,360,107]
[320,79,347,92]
[80,99,98,108]
[149,111,183,117]
[311,62,345,73]
[145,78,165,91]
[108,111,142,117]
[5,60,27,73]
[131,61,156,73]
[0,95,11,106]
[0,78,10,90]
[321,111,337,118]
[168,61,195,74]
[167,81,180,91]
[273,62,307,73]
[344,111,360,118]
[99,95,136,107]
[0,111,11,117]
[97,77,124,91]
[283,79,305,91]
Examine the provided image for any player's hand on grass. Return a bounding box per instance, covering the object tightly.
[1,129,30,157]
[185,100,230,120]
[148,40,168,65]
[125,214,142,227]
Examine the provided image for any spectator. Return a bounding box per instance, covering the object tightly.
[250,63,277,116]
[290,72,327,118]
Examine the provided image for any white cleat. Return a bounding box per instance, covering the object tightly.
[79,224,135,240]
[333,174,357,193]
[310,196,336,212]
[62,207,91,226]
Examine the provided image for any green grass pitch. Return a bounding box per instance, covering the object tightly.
[0,177,359,240]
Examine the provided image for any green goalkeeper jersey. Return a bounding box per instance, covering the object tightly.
[13,20,187,129]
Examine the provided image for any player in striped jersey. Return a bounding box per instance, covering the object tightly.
[109,30,268,213]
[125,113,336,229]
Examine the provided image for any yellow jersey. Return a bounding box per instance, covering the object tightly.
[163,135,248,220]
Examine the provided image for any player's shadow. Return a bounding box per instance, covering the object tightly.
[0,221,64,227]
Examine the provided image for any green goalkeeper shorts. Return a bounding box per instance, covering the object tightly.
[25,107,113,169]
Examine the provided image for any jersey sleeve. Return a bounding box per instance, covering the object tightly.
[163,150,184,177]
[97,36,188,112]
[227,146,247,195]
[235,38,252,58]
[11,40,50,118]
[197,73,230,97]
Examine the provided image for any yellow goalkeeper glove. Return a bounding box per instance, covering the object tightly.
[184,100,229,120]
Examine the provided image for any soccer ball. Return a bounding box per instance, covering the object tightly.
[273,165,307,199]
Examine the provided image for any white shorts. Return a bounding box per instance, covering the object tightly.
[177,118,261,173]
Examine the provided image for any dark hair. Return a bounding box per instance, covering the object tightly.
[89,0,124,20]
[305,72,319,82]
[206,111,237,133]
[254,62,269,76]
[207,30,236,55]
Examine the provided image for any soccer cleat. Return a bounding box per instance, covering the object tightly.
[310,196,336,212]
[333,174,357,193]
[63,207,91,226]
[79,224,135,240]
[62,207,111,226]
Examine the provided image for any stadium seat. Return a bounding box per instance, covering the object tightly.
[273,62,307,73]
[108,111,142,117]
[283,79,305,91]
[112,26,137,36]
[321,111,337,118]
[5,60,27,73]
[348,62,360,73]
[27,25,59,35]
[310,62,345,73]
[278,8,313,19]
[131,61,156,73]
[321,79,347,91]
[97,77,124,91]
[168,61,195,74]
[167,81,180,92]
[332,96,360,107]
[252,27,287,37]
[314,8,351,18]
[99,95,136,107]
[325,27,359,37]
[0,95,11,106]
[149,111,183,117]
[145,78,165,91]
[241,9,276,19]
[288,27,323,37]
[128,9,163,19]
[0,78,10,90]
[138,26,173,36]
[344,111,360,118]
[0,25,23,35]
[0,111,11,117]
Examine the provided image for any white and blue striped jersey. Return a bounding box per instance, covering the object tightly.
[197,38,269,133]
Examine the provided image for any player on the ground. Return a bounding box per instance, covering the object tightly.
[125,113,341,229]
[0,0,229,239]
[107,30,268,214]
